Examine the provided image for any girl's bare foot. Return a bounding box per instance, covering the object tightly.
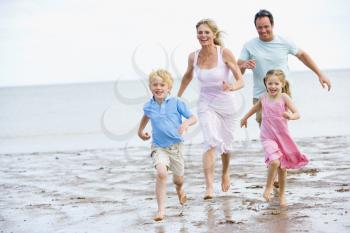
[279,195,287,207]
[263,187,272,202]
[178,192,187,205]
[153,211,165,221]
[221,174,230,192]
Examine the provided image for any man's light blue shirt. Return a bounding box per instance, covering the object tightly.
[143,96,193,148]
[239,35,299,98]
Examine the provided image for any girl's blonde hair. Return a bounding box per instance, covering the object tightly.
[264,69,291,97]
[196,19,224,46]
[148,69,174,89]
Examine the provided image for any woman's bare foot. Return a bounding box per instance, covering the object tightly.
[263,187,272,202]
[203,188,214,200]
[153,211,165,221]
[178,192,187,205]
[203,195,213,200]
[221,174,230,192]
[279,195,287,207]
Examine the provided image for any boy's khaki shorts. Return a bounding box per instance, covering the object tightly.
[151,143,184,176]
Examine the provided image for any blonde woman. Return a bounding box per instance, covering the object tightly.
[178,19,243,199]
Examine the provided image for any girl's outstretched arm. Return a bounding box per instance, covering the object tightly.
[282,93,300,120]
[177,53,195,97]
[138,114,151,140]
[240,100,262,128]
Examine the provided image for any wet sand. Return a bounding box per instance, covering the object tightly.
[0,136,349,233]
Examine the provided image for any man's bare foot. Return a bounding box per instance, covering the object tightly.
[263,187,272,202]
[153,211,165,221]
[178,192,187,205]
[279,195,287,207]
[221,174,230,192]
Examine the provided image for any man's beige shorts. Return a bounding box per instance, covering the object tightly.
[151,143,184,176]
[253,98,262,126]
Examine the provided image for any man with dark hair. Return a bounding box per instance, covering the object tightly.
[254,9,274,26]
[238,9,331,125]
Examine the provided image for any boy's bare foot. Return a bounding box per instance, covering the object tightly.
[221,174,230,192]
[263,187,272,202]
[280,195,287,207]
[178,192,187,205]
[153,211,165,221]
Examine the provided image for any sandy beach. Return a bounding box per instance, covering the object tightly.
[0,135,349,233]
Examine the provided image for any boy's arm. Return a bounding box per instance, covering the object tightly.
[282,93,300,120]
[137,114,151,140]
[240,100,262,128]
[178,115,197,135]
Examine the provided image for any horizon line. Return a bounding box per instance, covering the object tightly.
[1,67,349,89]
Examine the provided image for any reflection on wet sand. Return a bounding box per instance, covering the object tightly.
[154,225,165,233]
[206,205,216,231]
[258,191,290,233]
[222,197,233,222]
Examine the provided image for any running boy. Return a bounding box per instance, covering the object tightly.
[138,69,197,221]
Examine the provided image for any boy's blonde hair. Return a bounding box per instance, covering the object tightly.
[264,69,291,97]
[149,69,174,89]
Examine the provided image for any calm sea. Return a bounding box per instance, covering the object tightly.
[0,69,349,153]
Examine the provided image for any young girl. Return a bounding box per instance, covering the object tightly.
[240,69,309,207]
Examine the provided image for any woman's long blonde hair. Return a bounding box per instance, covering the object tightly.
[196,19,224,46]
[264,69,291,97]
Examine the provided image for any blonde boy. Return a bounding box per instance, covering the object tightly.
[138,69,197,221]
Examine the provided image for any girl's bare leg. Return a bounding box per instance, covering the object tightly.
[263,160,280,201]
[203,148,215,199]
[173,175,187,205]
[154,164,167,221]
[278,168,287,207]
[221,152,231,192]
[273,174,279,188]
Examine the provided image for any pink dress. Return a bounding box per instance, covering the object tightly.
[260,94,309,169]
[194,46,240,154]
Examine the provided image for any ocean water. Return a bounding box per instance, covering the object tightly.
[0,69,349,153]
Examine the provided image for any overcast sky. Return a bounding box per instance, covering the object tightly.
[0,0,349,86]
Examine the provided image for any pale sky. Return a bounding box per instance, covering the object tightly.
[0,0,349,86]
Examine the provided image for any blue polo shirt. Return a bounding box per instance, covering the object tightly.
[143,96,193,148]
